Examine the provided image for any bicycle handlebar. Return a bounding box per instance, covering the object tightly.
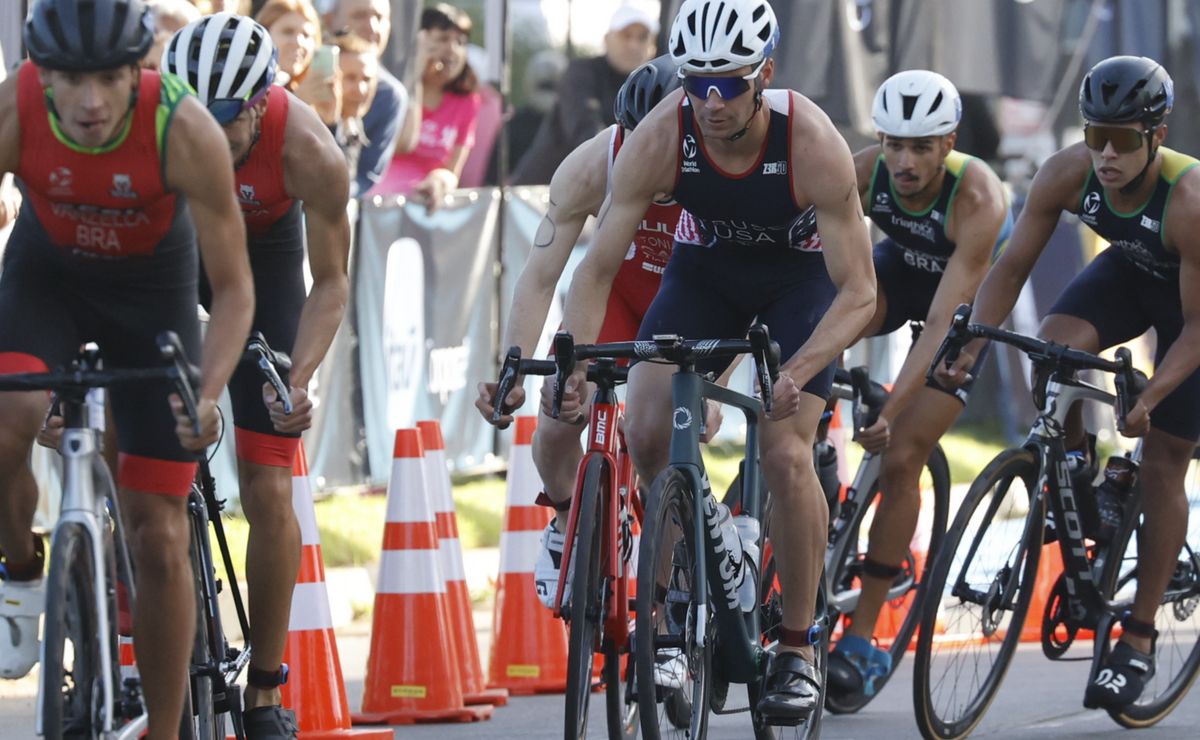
[242,331,294,416]
[0,331,203,435]
[548,324,781,415]
[930,303,1149,432]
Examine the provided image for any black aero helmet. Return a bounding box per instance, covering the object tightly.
[24,0,155,72]
[614,55,680,131]
[1079,55,1174,127]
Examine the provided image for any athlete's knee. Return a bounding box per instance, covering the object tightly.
[623,409,668,469]
[238,461,296,529]
[0,393,45,464]
[879,442,929,496]
[761,442,817,503]
[123,499,191,574]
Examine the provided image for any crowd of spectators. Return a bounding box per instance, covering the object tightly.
[7,1,666,202]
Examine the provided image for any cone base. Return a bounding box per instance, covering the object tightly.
[351,703,494,725]
[463,687,509,706]
[486,679,567,696]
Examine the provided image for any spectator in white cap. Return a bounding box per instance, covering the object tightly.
[511,4,657,184]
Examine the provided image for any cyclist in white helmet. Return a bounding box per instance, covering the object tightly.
[824,69,1012,704]
[557,0,875,722]
[162,13,350,738]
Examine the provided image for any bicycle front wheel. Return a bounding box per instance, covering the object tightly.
[635,468,710,740]
[565,458,605,739]
[42,523,113,739]
[913,447,1043,740]
[1101,454,1200,728]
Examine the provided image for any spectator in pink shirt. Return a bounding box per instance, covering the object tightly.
[372,3,480,209]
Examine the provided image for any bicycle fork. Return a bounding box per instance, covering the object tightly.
[37,426,123,736]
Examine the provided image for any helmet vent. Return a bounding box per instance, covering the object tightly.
[725,10,739,35]
[929,91,943,114]
[752,4,766,22]
[902,94,918,120]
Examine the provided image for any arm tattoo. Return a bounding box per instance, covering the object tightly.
[534,214,556,248]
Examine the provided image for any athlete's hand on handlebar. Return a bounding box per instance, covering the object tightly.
[264,384,313,434]
[1121,397,1151,437]
[933,343,978,389]
[171,395,220,451]
[542,368,587,424]
[476,380,526,428]
[37,412,64,451]
[857,416,891,454]
[700,399,724,443]
[766,371,802,421]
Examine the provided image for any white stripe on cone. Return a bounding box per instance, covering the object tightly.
[439,539,466,580]
[385,456,436,524]
[498,531,543,575]
[292,477,321,547]
[506,445,541,507]
[288,581,335,632]
[377,550,446,594]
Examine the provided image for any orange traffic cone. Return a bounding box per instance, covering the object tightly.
[487,415,568,694]
[417,420,509,708]
[279,443,392,739]
[1021,544,1064,642]
[874,483,941,652]
[354,430,492,724]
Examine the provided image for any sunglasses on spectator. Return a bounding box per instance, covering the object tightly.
[1084,123,1154,154]
[680,60,764,100]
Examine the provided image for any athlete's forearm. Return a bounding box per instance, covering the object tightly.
[503,273,558,358]
[288,275,348,389]
[201,277,254,403]
[1141,322,1200,412]
[782,282,875,385]
[561,261,615,347]
[882,325,944,421]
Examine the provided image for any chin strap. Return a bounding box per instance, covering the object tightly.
[727,77,766,143]
[1119,131,1160,196]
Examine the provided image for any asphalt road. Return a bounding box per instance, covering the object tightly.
[3,636,1197,738]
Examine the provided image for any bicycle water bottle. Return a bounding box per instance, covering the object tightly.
[815,439,841,517]
[1093,455,1138,543]
[733,514,761,613]
[715,503,760,613]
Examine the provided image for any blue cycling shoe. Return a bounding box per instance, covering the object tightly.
[827,634,892,698]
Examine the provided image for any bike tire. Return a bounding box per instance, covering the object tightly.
[565,458,605,739]
[635,468,710,740]
[603,640,638,740]
[1101,461,1200,729]
[41,523,110,740]
[913,447,1043,740]
[826,443,952,713]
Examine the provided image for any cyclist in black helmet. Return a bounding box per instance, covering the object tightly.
[475,56,704,611]
[0,1,253,737]
[939,55,1200,711]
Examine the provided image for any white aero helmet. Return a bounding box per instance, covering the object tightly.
[669,0,780,75]
[161,12,277,123]
[872,70,962,138]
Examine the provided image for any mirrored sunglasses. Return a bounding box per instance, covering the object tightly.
[1084,124,1152,154]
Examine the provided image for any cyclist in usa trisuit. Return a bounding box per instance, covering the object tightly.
[0,1,254,738]
[559,0,875,721]
[161,13,351,737]
[474,56,694,608]
[826,70,1011,701]
[939,56,1200,710]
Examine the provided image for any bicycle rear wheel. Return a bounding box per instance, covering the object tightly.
[913,447,1043,740]
[42,523,114,739]
[826,444,952,713]
[565,459,605,739]
[1101,455,1200,728]
[635,468,710,740]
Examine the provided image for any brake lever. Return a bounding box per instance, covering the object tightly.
[1113,347,1148,433]
[492,346,522,427]
[748,324,779,416]
[551,331,576,420]
[928,303,973,382]
[157,331,202,437]
[245,335,293,415]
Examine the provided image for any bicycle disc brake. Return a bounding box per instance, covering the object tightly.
[1041,573,1079,660]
